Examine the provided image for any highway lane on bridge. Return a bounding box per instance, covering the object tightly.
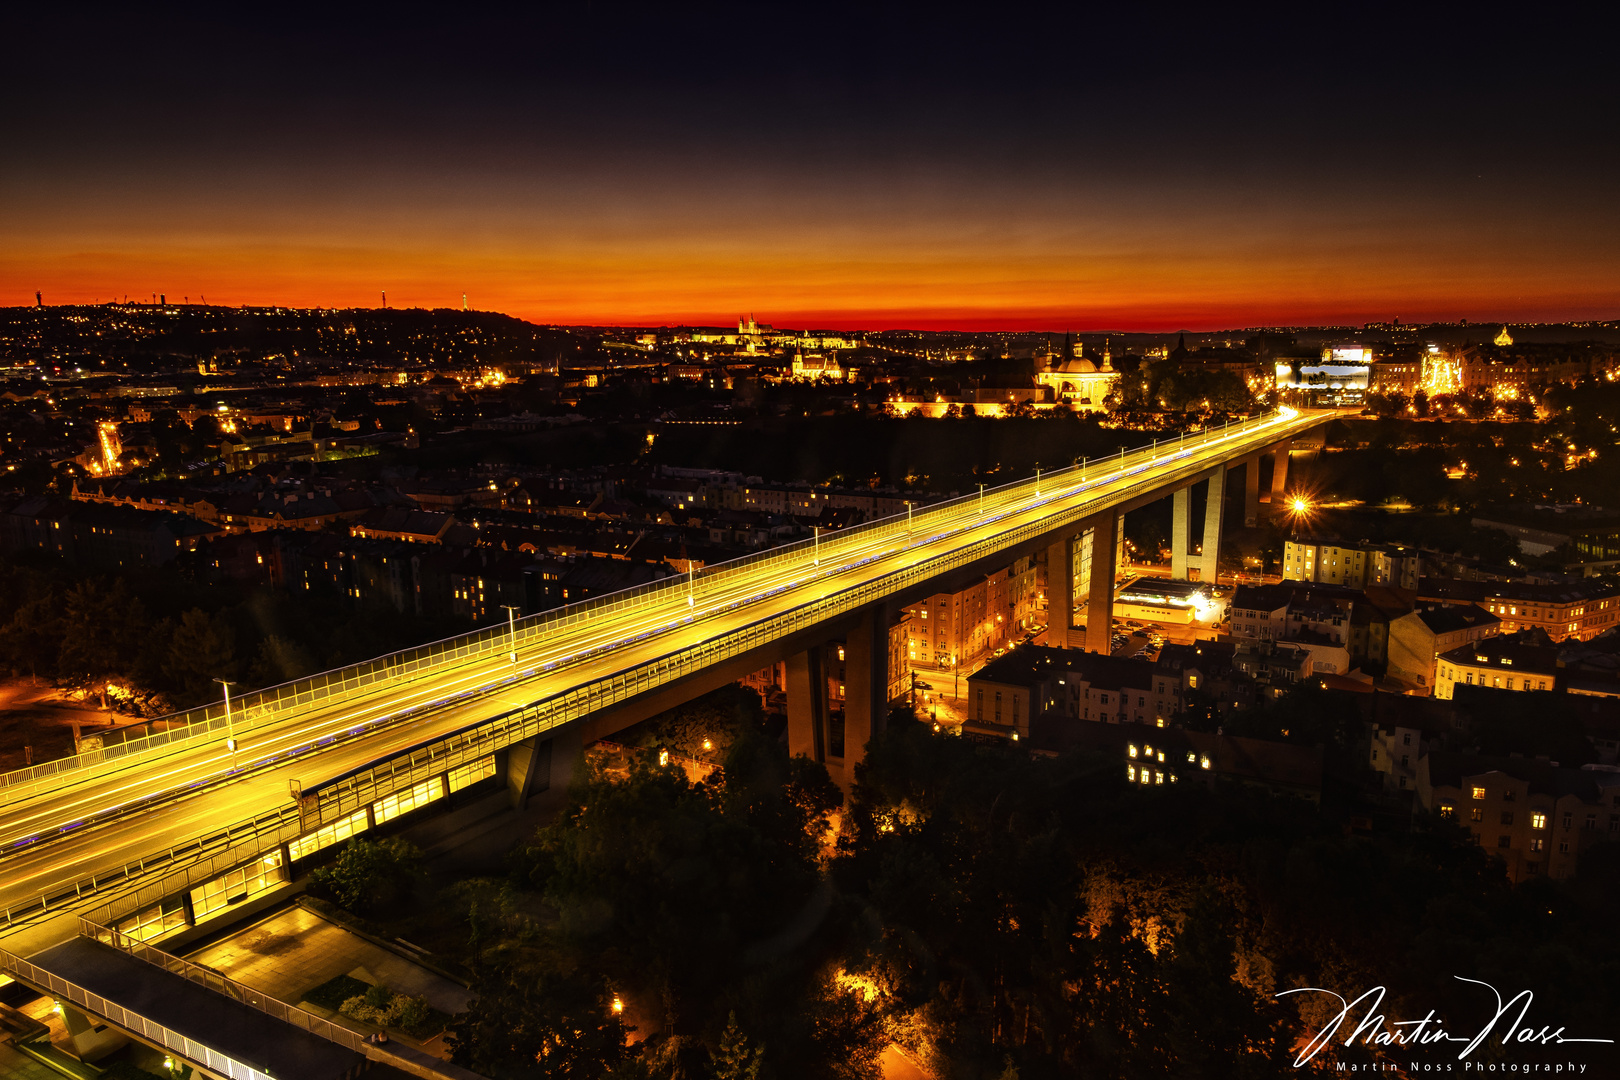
[0,409,1324,920]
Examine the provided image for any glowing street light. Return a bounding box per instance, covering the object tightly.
[501,605,521,663]
[215,679,237,759]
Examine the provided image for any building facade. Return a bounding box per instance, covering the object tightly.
[1282,537,1421,591]
[1418,753,1620,881]
[904,556,1038,675]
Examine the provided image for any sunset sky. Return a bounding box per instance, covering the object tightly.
[4,8,1617,330]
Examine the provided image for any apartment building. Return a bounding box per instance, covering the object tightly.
[1386,602,1501,695]
[1420,577,1620,643]
[1283,536,1421,591]
[904,556,1038,674]
[1433,636,1560,700]
[1418,752,1620,881]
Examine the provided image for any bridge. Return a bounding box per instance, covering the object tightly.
[0,407,1329,1077]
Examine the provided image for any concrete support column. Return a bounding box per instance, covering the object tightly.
[1197,466,1227,584]
[786,647,827,763]
[61,1003,128,1060]
[1083,509,1118,654]
[1171,486,1192,579]
[1046,533,1077,648]
[506,724,583,810]
[1244,454,1261,527]
[1116,512,1126,579]
[842,602,890,778]
[1269,442,1290,504]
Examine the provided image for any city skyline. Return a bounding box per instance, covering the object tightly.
[5,9,1618,330]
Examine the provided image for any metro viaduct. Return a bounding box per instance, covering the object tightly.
[0,411,1326,1075]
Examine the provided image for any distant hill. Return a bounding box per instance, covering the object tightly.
[0,304,582,368]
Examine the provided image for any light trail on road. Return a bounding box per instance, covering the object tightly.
[0,410,1324,920]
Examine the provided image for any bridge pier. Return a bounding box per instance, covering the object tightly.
[842,603,890,778]
[786,647,828,763]
[1082,509,1119,653]
[1196,464,1226,583]
[505,726,583,810]
[1244,453,1261,527]
[1171,486,1193,579]
[1045,532,1079,648]
[60,1000,128,1062]
[1268,441,1290,504]
[1170,470,1227,583]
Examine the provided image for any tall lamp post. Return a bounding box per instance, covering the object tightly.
[214,678,237,762]
[501,605,522,663]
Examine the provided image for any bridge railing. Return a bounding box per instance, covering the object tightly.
[79,916,371,1054]
[0,409,1287,805]
[292,410,1292,826]
[0,944,275,1080]
[2,802,302,933]
[0,410,1305,927]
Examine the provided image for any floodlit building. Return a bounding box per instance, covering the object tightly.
[1386,602,1501,695]
[1034,341,1117,411]
[1433,636,1560,699]
[1114,577,1223,626]
[1283,536,1421,591]
[904,556,1039,675]
[1420,577,1620,642]
[1274,347,1371,405]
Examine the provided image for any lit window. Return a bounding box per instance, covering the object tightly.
[290,808,369,860]
[1531,812,1547,830]
[191,851,285,921]
[1471,786,1487,800]
[449,757,497,795]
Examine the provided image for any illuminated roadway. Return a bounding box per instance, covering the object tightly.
[0,409,1327,926]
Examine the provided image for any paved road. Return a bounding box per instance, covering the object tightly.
[0,410,1325,921]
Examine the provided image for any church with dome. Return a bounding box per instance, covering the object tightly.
[1033,335,1118,411]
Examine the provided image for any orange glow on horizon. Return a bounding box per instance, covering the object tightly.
[6,218,1615,330]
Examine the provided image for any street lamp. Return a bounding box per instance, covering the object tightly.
[813,525,820,566]
[215,679,236,759]
[501,605,521,663]
[978,483,985,514]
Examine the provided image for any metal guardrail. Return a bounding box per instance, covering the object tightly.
[0,945,275,1080]
[3,804,302,933]
[0,410,1300,805]
[292,410,1316,831]
[0,410,1320,930]
[80,916,371,1054]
